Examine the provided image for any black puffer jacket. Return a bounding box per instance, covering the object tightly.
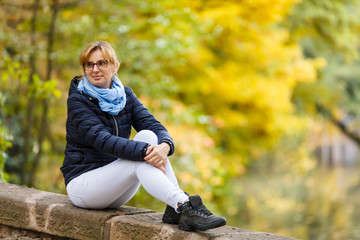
[60,76,174,186]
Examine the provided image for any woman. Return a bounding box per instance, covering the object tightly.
[60,41,226,231]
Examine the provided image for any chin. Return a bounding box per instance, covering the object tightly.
[90,80,108,88]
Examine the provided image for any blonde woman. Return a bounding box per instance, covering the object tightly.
[60,41,226,231]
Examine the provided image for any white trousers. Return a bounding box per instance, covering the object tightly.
[66,130,188,211]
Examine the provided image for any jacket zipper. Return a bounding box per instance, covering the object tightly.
[112,115,119,136]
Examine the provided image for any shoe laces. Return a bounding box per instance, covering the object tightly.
[191,204,213,216]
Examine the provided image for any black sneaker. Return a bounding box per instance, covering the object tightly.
[162,192,190,224]
[178,194,226,231]
[162,205,180,224]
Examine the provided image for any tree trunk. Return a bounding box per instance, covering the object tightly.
[21,0,40,184]
[28,0,59,187]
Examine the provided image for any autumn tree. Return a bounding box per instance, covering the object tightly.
[0,0,341,210]
[288,0,360,145]
[0,0,66,186]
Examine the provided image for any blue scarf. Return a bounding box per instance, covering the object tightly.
[77,75,126,115]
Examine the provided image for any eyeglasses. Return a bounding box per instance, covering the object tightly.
[83,60,111,71]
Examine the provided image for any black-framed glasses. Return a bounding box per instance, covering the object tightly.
[83,60,111,71]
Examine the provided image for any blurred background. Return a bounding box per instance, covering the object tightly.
[1,0,360,239]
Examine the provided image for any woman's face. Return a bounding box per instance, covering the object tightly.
[85,49,119,89]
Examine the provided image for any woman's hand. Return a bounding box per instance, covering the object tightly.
[144,143,170,174]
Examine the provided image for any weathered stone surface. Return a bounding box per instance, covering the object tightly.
[106,212,298,240]
[106,212,206,240]
[205,228,298,240]
[0,183,32,228]
[0,224,67,240]
[0,182,152,240]
[0,182,299,240]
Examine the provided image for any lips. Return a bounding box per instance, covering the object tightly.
[92,75,103,80]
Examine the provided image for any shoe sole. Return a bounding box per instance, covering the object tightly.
[162,217,180,224]
[179,218,226,231]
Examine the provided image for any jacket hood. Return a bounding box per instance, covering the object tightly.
[69,76,83,95]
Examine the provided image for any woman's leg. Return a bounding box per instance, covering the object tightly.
[105,159,186,210]
[66,159,141,209]
[133,130,188,210]
[134,130,179,188]
[135,160,188,211]
[106,181,141,209]
[106,159,181,209]
[67,130,187,210]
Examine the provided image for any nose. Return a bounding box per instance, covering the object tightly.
[92,64,100,72]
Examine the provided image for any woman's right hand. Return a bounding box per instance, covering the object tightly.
[144,144,168,174]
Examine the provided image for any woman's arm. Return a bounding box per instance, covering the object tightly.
[128,88,175,156]
[128,88,175,173]
[68,93,148,161]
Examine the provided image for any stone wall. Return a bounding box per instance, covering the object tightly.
[0,182,298,240]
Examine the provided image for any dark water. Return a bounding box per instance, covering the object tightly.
[222,166,360,240]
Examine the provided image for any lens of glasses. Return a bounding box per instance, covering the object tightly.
[84,60,110,70]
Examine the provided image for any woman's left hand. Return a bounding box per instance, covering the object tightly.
[144,143,170,174]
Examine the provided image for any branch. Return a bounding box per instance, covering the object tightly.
[316,104,360,146]
[330,116,360,146]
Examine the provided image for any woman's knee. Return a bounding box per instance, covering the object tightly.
[133,130,158,145]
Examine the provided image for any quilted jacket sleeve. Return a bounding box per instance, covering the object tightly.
[128,88,175,156]
[68,92,148,161]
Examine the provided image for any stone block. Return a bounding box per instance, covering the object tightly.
[105,212,297,240]
[105,212,206,240]
[0,182,153,240]
[0,182,299,240]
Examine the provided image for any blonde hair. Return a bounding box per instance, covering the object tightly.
[79,41,120,74]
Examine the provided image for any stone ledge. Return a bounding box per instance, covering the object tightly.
[0,182,298,240]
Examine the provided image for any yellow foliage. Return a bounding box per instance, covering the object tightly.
[137,0,323,201]
[171,0,323,163]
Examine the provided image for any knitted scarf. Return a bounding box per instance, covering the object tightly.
[77,75,126,115]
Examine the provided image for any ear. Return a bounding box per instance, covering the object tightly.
[114,62,120,73]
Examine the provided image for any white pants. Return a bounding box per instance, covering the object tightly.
[66,130,188,211]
